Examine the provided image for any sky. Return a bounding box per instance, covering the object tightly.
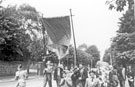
[2,0,124,58]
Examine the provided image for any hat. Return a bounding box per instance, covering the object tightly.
[46,61,53,66]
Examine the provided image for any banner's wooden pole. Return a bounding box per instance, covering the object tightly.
[70,9,77,67]
[134,0,135,22]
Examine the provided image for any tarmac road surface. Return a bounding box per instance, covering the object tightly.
[0,77,57,87]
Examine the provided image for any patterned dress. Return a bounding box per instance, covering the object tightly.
[15,70,27,87]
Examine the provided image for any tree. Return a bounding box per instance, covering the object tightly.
[61,45,93,67]
[106,0,135,23]
[85,45,100,67]
[106,0,135,67]
[17,4,45,73]
[103,46,118,66]
[0,3,45,74]
[103,48,111,63]
[111,9,135,66]
[78,43,88,51]
[0,2,48,72]
[106,0,134,11]
[77,49,93,65]
[0,4,24,61]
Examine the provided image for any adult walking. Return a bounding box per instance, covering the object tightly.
[54,63,64,87]
[71,66,79,87]
[85,70,100,87]
[76,63,88,87]
[14,64,28,87]
[43,61,53,87]
[108,67,118,87]
[117,65,126,87]
[60,71,72,87]
[127,65,134,87]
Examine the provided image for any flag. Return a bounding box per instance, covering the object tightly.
[47,37,69,59]
[42,16,71,59]
[57,45,69,58]
[43,16,71,46]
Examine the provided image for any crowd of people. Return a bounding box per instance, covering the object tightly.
[14,61,134,87]
[42,60,134,87]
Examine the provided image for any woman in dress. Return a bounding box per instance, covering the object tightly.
[14,64,27,87]
[60,71,72,87]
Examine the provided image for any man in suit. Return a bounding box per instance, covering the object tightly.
[71,66,79,87]
[76,63,88,87]
[127,65,134,87]
[108,66,118,87]
[85,70,100,87]
[54,64,64,87]
[117,65,126,87]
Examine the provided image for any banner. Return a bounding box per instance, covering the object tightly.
[43,16,71,46]
[42,16,71,59]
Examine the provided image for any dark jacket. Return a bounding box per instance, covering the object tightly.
[71,67,88,81]
[79,67,88,81]
[117,68,125,81]
[54,67,63,80]
[71,69,80,81]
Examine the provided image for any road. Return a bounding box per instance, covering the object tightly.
[0,77,57,87]
[0,76,130,87]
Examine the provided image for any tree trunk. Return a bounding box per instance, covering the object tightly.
[26,59,31,74]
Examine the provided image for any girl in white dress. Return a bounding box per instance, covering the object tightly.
[14,64,27,87]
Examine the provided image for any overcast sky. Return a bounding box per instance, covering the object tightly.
[2,0,123,58]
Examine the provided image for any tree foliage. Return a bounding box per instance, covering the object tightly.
[103,48,111,63]
[78,43,88,51]
[112,9,134,65]
[61,45,93,67]
[103,47,118,66]
[0,4,23,61]
[85,45,100,65]
[0,2,44,61]
[106,1,135,66]
[106,0,134,11]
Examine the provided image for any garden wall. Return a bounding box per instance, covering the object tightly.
[0,61,26,76]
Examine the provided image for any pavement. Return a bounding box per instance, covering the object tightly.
[0,69,57,87]
[0,69,41,83]
[0,74,57,87]
[0,74,41,83]
[0,76,45,87]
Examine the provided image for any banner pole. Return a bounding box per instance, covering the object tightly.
[134,0,135,22]
[70,9,77,67]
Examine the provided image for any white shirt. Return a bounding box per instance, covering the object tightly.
[85,77,99,87]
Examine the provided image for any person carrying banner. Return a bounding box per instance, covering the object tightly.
[54,63,64,87]
[71,66,79,87]
[76,63,88,87]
